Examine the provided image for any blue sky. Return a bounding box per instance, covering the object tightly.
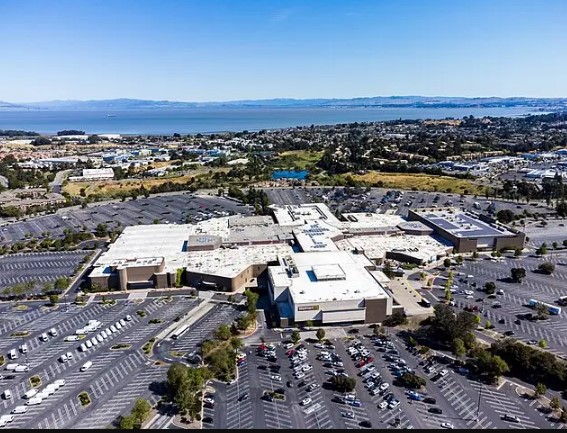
[1,0,566,102]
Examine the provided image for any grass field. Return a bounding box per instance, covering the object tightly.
[274,150,323,170]
[63,167,228,197]
[348,171,484,194]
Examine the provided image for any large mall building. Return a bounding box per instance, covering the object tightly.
[88,202,523,326]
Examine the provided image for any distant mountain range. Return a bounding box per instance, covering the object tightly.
[1,96,567,111]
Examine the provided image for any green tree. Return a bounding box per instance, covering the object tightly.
[485,320,493,329]
[54,277,70,291]
[538,339,548,348]
[119,415,136,429]
[214,324,232,341]
[330,376,356,393]
[95,223,108,238]
[305,319,314,328]
[455,255,464,265]
[407,336,418,348]
[514,248,523,257]
[131,398,152,426]
[556,201,567,218]
[550,396,561,411]
[316,328,325,341]
[398,372,426,389]
[538,262,555,275]
[537,242,548,256]
[510,268,526,283]
[452,338,466,358]
[383,310,408,327]
[443,258,452,268]
[291,330,301,344]
[553,241,559,250]
[496,209,515,224]
[244,288,259,315]
[48,294,59,305]
[484,281,496,295]
[534,383,547,398]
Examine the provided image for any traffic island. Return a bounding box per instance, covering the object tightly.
[29,375,41,388]
[110,343,132,351]
[78,391,91,407]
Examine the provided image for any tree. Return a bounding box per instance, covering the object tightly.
[48,294,59,305]
[537,242,548,256]
[131,398,152,426]
[485,320,493,329]
[407,336,418,348]
[550,396,561,411]
[534,383,547,398]
[538,339,548,348]
[54,277,70,290]
[553,241,559,250]
[95,223,108,238]
[484,281,496,295]
[398,372,426,389]
[214,324,231,341]
[305,319,314,328]
[514,248,523,257]
[472,251,479,261]
[496,209,514,224]
[443,258,451,268]
[291,330,301,344]
[316,328,325,341]
[538,262,555,275]
[119,415,135,429]
[556,201,567,218]
[330,376,356,393]
[383,310,408,327]
[455,255,464,265]
[510,268,526,283]
[244,288,259,315]
[452,338,466,359]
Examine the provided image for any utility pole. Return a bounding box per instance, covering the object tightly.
[476,380,483,422]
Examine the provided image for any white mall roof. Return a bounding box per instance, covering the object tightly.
[271,251,389,304]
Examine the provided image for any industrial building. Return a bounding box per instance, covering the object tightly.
[407,208,525,253]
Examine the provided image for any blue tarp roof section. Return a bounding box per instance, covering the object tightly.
[272,170,309,180]
[423,212,508,238]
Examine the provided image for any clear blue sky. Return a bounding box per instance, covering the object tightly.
[1,0,566,102]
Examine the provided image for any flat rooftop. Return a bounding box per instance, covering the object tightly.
[271,251,389,304]
[270,203,341,227]
[293,221,342,252]
[335,234,451,262]
[414,209,515,238]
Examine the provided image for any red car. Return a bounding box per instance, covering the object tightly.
[286,349,296,357]
[365,356,374,363]
[356,360,367,368]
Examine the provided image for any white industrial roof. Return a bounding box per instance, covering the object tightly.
[270,251,389,304]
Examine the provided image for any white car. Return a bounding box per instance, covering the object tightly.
[66,352,74,360]
[110,325,118,333]
[379,382,390,391]
[101,331,108,339]
[302,364,313,372]
[90,337,98,346]
[115,322,122,329]
[125,315,132,321]
[378,401,388,409]
[295,372,306,379]
[64,335,79,342]
[85,340,93,349]
[388,399,400,409]
[300,397,312,406]
[14,365,29,372]
[53,379,66,387]
[341,411,355,419]
[270,374,281,381]
[0,415,14,424]
[43,386,56,395]
[96,335,104,343]
[441,422,454,429]
[439,369,449,377]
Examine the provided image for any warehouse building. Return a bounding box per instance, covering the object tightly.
[407,208,525,253]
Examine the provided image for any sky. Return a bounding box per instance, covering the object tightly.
[1,0,566,102]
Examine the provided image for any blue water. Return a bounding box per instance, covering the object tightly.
[0,106,543,135]
[272,170,309,180]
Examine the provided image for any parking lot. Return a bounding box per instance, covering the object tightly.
[0,193,251,247]
[0,251,89,292]
[202,328,560,429]
[422,254,567,359]
[157,303,243,361]
[0,295,199,429]
[264,186,547,220]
